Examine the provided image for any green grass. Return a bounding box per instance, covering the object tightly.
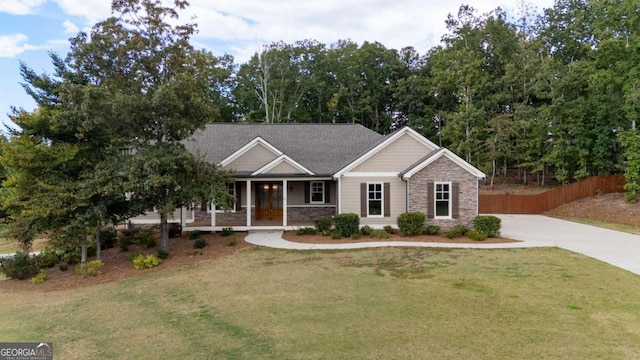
[2,247,640,359]
[550,216,640,235]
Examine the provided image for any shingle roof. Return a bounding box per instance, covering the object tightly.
[183,123,383,175]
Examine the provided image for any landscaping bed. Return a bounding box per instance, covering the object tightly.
[282,231,517,244]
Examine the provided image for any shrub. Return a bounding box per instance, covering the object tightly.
[30,269,48,284]
[467,230,487,241]
[0,252,39,280]
[189,230,203,240]
[360,225,373,236]
[193,238,207,249]
[35,248,59,268]
[132,254,161,270]
[120,228,139,238]
[168,223,182,238]
[135,230,157,248]
[58,263,69,271]
[296,227,317,235]
[445,225,469,239]
[626,192,638,203]
[99,227,117,250]
[76,260,104,277]
[61,250,81,265]
[383,225,395,234]
[220,227,234,237]
[424,225,441,235]
[369,229,390,239]
[128,251,142,261]
[334,213,359,237]
[314,217,332,232]
[118,235,132,251]
[226,237,237,246]
[350,233,361,240]
[397,212,425,236]
[473,215,501,238]
[157,249,170,260]
[331,231,342,240]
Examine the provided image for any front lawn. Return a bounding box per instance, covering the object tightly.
[1,247,639,359]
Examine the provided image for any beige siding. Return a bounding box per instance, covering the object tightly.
[340,176,406,226]
[264,161,300,174]
[287,180,336,205]
[352,133,435,173]
[224,144,277,172]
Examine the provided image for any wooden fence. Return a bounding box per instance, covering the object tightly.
[479,175,626,214]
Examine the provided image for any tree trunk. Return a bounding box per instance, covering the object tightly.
[81,245,87,267]
[95,226,101,261]
[160,212,169,251]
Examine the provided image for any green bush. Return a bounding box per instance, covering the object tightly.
[132,254,161,270]
[331,231,342,240]
[35,248,59,268]
[296,227,317,235]
[360,225,373,236]
[397,212,425,236]
[220,227,234,237]
[424,225,441,235]
[467,230,487,241]
[128,251,142,261]
[0,252,39,280]
[314,217,332,232]
[61,250,81,265]
[188,230,203,240]
[445,225,469,239]
[76,260,104,277]
[99,227,117,249]
[383,225,395,234]
[118,235,132,251]
[135,230,157,248]
[350,233,361,240]
[334,213,359,237]
[473,216,501,237]
[369,229,390,239]
[58,263,69,271]
[157,249,170,260]
[30,269,48,284]
[193,238,207,249]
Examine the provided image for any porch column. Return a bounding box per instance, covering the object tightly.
[210,203,216,227]
[180,207,186,227]
[246,180,252,227]
[283,179,288,227]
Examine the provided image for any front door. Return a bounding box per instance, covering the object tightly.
[256,183,283,221]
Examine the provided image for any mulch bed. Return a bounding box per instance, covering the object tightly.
[282,231,518,245]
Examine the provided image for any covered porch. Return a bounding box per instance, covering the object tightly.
[182,178,336,231]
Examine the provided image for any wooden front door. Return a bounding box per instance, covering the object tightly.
[256,183,283,220]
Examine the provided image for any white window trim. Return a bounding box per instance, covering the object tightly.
[367,182,384,218]
[434,181,452,219]
[211,183,236,213]
[310,181,325,204]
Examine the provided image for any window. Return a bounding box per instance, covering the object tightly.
[310,181,325,204]
[368,183,383,217]
[434,182,451,218]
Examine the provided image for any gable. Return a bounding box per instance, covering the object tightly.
[263,161,304,174]
[252,155,314,176]
[350,131,435,173]
[223,142,279,172]
[401,148,486,179]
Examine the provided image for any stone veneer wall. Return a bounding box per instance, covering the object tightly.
[287,206,336,223]
[408,156,479,230]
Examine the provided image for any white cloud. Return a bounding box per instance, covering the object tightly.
[0,33,40,57]
[0,0,46,15]
[52,0,111,24]
[62,19,79,34]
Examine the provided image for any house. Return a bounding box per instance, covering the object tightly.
[132,124,486,231]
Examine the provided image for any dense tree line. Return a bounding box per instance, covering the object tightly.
[217,1,640,188]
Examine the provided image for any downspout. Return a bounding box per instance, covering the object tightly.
[403,176,409,212]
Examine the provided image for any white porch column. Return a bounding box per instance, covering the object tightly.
[283,179,288,227]
[180,207,186,227]
[246,180,252,227]
[210,204,216,227]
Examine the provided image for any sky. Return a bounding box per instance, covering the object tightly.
[0,0,556,128]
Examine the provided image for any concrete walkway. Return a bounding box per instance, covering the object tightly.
[245,215,640,276]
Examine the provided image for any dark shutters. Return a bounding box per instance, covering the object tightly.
[235,182,242,211]
[427,181,434,219]
[325,181,331,203]
[360,183,367,217]
[452,182,460,219]
[383,182,390,217]
[304,182,310,204]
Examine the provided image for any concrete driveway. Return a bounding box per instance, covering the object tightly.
[496,215,640,276]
